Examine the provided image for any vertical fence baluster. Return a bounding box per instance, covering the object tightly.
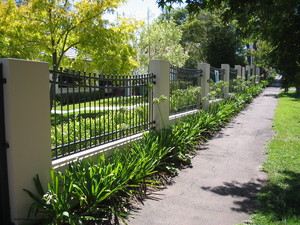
[98,73,102,145]
[71,69,76,152]
[52,69,58,159]
[107,74,111,143]
[78,70,82,151]
[65,68,71,155]
[59,67,64,156]
[93,73,97,147]
[82,71,86,149]
[88,72,91,148]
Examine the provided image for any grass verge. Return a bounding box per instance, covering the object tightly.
[248,90,300,224]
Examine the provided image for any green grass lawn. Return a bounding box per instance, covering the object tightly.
[249,90,300,224]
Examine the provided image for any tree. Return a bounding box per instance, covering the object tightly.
[160,7,246,68]
[157,0,300,92]
[135,18,188,72]
[0,0,142,74]
[0,0,144,109]
[203,23,246,67]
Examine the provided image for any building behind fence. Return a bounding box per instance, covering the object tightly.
[0,58,261,225]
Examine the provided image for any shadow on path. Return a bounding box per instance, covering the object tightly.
[201,179,267,214]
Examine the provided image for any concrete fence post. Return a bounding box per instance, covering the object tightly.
[251,65,256,75]
[221,64,230,99]
[251,65,256,85]
[196,70,202,109]
[246,65,251,81]
[241,67,246,81]
[198,63,210,110]
[256,67,261,83]
[234,65,242,77]
[1,59,52,225]
[149,60,170,129]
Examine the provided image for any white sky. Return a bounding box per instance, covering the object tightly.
[104,0,186,22]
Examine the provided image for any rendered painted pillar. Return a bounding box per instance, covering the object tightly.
[234,65,242,77]
[256,68,261,83]
[149,60,170,129]
[251,65,256,75]
[221,64,230,99]
[241,67,246,81]
[1,59,51,224]
[198,63,210,110]
[246,65,251,81]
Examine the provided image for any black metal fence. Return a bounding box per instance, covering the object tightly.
[169,65,202,115]
[50,68,156,160]
[210,66,225,82]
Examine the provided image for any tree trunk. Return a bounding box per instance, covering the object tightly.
[246,43,251,65]
[49,73,57,111]
[49,52,58,111]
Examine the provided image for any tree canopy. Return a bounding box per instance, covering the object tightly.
[135,18,188,72]
[157,0,300,91]
[0,0,143,74]
[160,7,246,68]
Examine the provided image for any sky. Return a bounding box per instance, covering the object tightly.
[104,0,186,22]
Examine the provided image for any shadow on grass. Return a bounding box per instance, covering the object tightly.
[279,91,300,101]
[257,170,300,221]
[201,179,266,214]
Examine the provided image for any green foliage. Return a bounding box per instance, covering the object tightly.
[205,80,229,100]
[267,73,276,86]
[203,24,246,68]
[252,40,275,70]
[54,90,104,107]
[136,18,188,72]
[0,0,142,74]
[160,0,300,92]
[170,85,201,114]
[23,172,80,225]
[160,8,246,68]
[51,105,149,158]
[229,76,246,93]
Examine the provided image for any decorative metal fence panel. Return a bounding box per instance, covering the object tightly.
[209,66,225,82]
[229,68,238,80]
[169,65,202,115]
[50,68,155,160]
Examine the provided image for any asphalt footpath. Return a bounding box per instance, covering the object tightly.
[124,86,281,225]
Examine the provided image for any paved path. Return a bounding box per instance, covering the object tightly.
[125,86,281,225]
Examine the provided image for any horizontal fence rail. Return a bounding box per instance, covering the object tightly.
[169,65,203,115]
[50,68,156,160]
